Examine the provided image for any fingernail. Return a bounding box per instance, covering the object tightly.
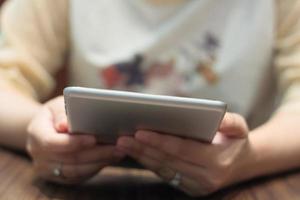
[57,123,66,131]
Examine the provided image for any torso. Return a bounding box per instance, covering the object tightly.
[69,0,275,119]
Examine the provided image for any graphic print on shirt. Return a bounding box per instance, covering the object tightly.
[99,31,220,95]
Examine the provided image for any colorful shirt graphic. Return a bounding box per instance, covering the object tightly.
[100,32,220,94]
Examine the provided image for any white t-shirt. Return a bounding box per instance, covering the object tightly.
[69,0,274,118]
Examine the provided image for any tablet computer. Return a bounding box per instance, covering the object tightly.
[64,87,227,143]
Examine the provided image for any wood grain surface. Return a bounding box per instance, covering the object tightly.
[1,147,300,200]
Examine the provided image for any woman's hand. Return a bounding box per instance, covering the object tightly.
[116,112,249,196]
[26,96,125,184]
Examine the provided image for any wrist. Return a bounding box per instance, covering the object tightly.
[229,123,274,185]
[231,113,300,185]
[0,88,43,151]
[22,101,43,151]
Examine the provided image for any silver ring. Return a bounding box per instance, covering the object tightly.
[169,172,182,187]
[53,163,63,177]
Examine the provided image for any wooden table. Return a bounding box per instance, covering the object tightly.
[1,147,300,200]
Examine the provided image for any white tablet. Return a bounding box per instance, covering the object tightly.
[64,87,227,144]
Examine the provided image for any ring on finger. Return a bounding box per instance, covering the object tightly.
[157,167,182,187]
[53,162,65,178]
[169,172,182,187]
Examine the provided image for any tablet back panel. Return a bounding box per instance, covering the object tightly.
[64,87,226,143]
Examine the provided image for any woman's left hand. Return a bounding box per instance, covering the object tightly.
[116,112,249,196]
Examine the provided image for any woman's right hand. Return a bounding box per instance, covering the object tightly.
[26,96,125,184]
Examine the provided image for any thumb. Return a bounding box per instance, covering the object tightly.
[48,97,69,133]
[218,112,249,138]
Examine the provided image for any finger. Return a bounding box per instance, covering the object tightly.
[132,130,211,166]
[46,145,126,164]
[117,136,169,167]
[218,113,249,138]
[47,96,68,132]
[56,162,103,179]
[56,118,68,133]
[130,153,210,196]
[30,108,97,153]
[117,138,209,195]
[37,131,97,153]
[117,137,205,180]
[34,160,106,181]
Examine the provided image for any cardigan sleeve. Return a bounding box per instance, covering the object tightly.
[0,0,69,100]
[274,0,300,113]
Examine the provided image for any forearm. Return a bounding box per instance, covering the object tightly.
[235,111,300,182]
[0,84,41,151]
